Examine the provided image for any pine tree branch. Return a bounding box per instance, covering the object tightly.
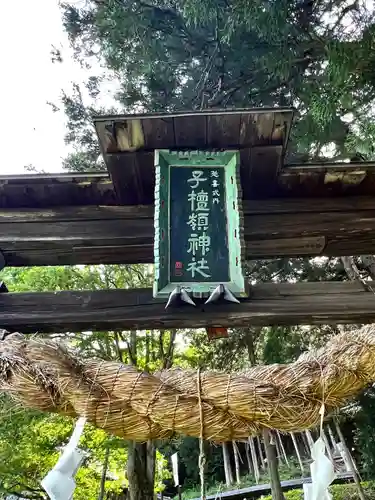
[326,1,359,35]
[360,256,375,281]
[341,256,375,294]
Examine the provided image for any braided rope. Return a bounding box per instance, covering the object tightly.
[1,326,375,441]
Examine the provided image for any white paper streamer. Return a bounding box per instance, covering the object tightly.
[171,452,179,487]
[42,417,86,500]
[303,437,336,500]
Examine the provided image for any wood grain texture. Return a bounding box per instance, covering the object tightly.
[141,117,174,149]
[241,146,283,198]
[207,114,241,148]
[94,108,294,152]
[105,152,154,205]
[0,174,116,208]
[173,115,207,148]
[1,282,374,333]
[2,160,375,209]
[3,198,375,265]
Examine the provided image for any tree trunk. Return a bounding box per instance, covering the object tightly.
[145,330,150,371]
[162,329,177,369]
[334,419,367,500]
[245,330,256,366]
[98,446,110,500]
[290,432,304,474]
[127,441,155,500]
[263,429,285,500]
[232,441,241,484]
[245,328,283,495]
[222,442,233,487]
[126,331,155,500]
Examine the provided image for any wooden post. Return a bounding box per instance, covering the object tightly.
[256,435,266,469]
[290,432,304,473]
[321,427,335,463]
[232,441,241,484]
[275,431,284,463]
[277,431,289,467]
[245,443,253,475]
[249,437,260,484]
[305,429,314,453]
[301,432,311,455]
[222,442,233,487]
[263,429,285,500]
[334,419,366,500]
[328,424,338,453]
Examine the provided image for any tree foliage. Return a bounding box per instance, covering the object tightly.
[0,264,172,498]
[58,0,375,163]
[0,397,126,500]
[354,387,375,480]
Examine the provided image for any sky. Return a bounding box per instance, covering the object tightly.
[1,0,373,177]
[0,0,95,175]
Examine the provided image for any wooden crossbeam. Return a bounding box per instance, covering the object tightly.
[1,281,374,333]
[2,197,375,266]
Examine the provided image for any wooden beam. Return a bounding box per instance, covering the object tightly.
[2,198,375,266]
[0,173,116,209]
[1,159,373,209]
[1,281,375,333]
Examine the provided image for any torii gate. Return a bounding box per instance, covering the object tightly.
[1,108,375,334]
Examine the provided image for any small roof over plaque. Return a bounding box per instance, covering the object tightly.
[93,108,295,205]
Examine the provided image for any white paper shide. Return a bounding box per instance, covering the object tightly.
[42,417,87,500]
[303,437,336,500]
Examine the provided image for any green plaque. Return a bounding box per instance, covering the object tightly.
[154,150,247,299]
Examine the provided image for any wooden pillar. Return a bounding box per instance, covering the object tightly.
[334,419,366,500]
[222,442,233,487]
[328,424,338,453]
[256,436,266,469]
[245,443,253,475]
[249,437,260,484]
[321,427,335,463]
[275,432,283,463]
[232,441,241,484]
[290,432,304,474]
[305,429,314,453]
[301,432,311,455]
[277,431,289,467]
